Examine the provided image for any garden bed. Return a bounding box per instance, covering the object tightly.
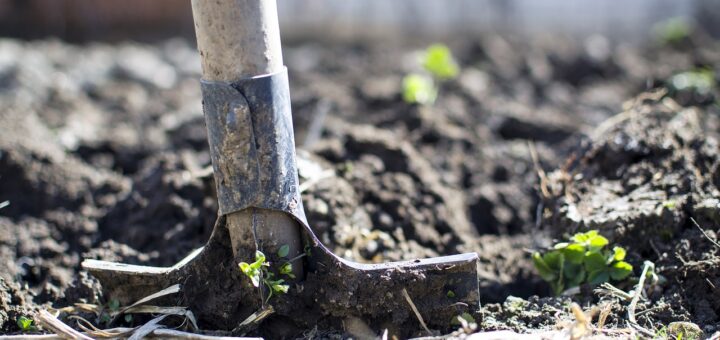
[0,31,719,337]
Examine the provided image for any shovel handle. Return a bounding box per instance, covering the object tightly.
[191,0,303,280]
[191,0,283,81]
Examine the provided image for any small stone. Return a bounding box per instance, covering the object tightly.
[668,321,703,339]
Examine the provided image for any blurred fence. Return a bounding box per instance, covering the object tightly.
[0,0,717,42]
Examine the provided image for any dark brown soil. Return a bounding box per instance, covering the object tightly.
[0,31,719,337]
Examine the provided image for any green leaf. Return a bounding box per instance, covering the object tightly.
[277,245,290,258]
[250,251,266,270]
[588,234,609,250]
[273,284,289,294]
[279,262,293,276]
[239,262,251,274]
[239,261,261,287]
[124,314,133,323]
[563,262,586,289]
[587,270,610,285]
[583,252,607,273]
[255,250,266,263]
[565,267,586,288]
[562,243,586,264]
[447,290,456,298]
[572,230,597,243]
[532,252,557,282]
[402,74,437,105]
[422,44,459,80]
[609,261,633,281]
[108,299,120,311]
[543,251,564,271]
[563,262,584,280]
[612,246,627,261]
[17,316,33,331]
[553,242,569,249]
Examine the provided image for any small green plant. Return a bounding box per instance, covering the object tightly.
[669,68,716,95]
[654,326,668,340]
[662,200,677,210]
[98,298,121,325]
[239,249,294,303]
[654,17,692,45]
[422,44,459,80]
[532,230,633,295]
[402,74,436,105]
[402,43,459,105]
[450,312,476,326]
[16,316,35,332]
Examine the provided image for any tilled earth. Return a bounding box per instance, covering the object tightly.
[0,32,719,337]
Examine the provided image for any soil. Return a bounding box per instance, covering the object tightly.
[0,30,719,338]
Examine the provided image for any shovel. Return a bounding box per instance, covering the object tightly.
[82,0,479,335]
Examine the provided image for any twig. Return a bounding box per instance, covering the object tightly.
[690,217,720,249]
[35,310,93,340]
[111,284,182,325]
[129,315,167,340]
[298,169,334,193]
[0,329,261,340]
[596,301,615,330]
[0,200,9,210]
[302,99,332,148]
[594,282,633,301]
[232,304,274,335]
[627,261,655,336]
[401,288,431,335]
[527,141,550,198]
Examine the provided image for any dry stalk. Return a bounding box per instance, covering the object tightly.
[402,288,432,335]
[35,310,93,340]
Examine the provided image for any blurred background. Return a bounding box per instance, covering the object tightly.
[0,0,718,42]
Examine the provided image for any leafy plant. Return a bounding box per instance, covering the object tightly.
[402,43,459,105]
[532,230,633,295]
[239,249,294,303]
[17,316,35,332]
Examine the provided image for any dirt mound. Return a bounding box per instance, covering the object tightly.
[542,92,720,328]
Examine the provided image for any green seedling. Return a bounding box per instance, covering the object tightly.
[654,17,692,45]
[669,68,716,95]
[402,74,437,105]
[98,298,121,325]
[532,230,633,295]
[239,249,293,303]
[403,43,459,105]
[446,290,456,298]
[422,44,459,80]
[278,262,295,279]
[16,316,35,332]
[662,200,677,210]
[450,312,476,326]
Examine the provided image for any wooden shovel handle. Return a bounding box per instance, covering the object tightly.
[191,0,283,81]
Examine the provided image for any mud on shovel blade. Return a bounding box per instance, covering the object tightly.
[82,0,479,332]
